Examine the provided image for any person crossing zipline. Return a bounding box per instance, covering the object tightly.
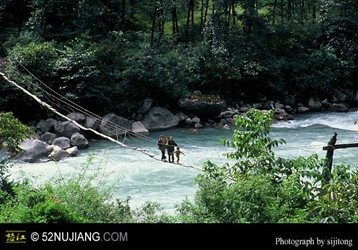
[174,146,185,164]
[0,70,203,172]
[157,135,167,162]
[166,136,178,163]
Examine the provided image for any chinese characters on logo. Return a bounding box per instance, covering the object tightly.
[5,230,26,244]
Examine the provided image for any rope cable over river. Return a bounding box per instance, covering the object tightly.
[0,69,204,173]
[1,52,357,213]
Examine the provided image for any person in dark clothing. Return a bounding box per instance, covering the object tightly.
[157,135,167,161]
[166,136,178,163]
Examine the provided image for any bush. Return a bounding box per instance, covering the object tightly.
[0,112,34,155]
[175,109,358,223]
[0,154,164,223]
[307,164,358,223]
[0,181,78,223]
[6,39,59,85]
[194,174,280,223]
[0,157,15,202]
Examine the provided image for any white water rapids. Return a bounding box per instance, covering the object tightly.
[9,110,358,214]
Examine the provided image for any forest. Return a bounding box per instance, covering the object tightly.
[0,0,357,229]
[0,0,357,122]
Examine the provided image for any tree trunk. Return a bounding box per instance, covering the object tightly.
[158,0,164,33]
[204,0,209,27]
[231,2,236,27]
[224,0,230,39]
[273,0,277,25]
[41,2,48,36]
[191,0,194,25]
[172,3,179,34]
[17,0,24,33]
[287,0,292,20]
[185,0,194,42]
[200,0,204,31]
[120,0,126,27]
[150,2,157,46]
[312,0,316,21]
[300,0,304,24]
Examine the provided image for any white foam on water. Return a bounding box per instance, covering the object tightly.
[273,110,358,131]
[8,111,358,214]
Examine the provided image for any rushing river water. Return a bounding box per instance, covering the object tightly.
[9,110,358,214]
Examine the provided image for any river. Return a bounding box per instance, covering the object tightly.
[9,110,358,214]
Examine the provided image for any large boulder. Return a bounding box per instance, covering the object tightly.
[353,90,358,103]
[54,121,81,138]
[273,108,294,121]
[67,112,86,124]
[131,121,149,135]
[328,103,349,112]
[39,132,57,144]
[297,105,310,113]
[66,146,78,157]
[16,139,54,163]
[52,137,71,149]
[36,118,59,133]
[333,89,349,102]
[70,132,89,149]
[99,113,132,137]
[178,93,226,116]
[137,98,153,115]
[176,112,188,122]
[142,107,179,130]
[84,116,101,130]
[49,146,71,161]
[307,97,322,111]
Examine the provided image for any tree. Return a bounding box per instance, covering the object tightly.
[27,0,79,40]
[204,109,286,180]
[0,0,30,33]
[185,0,195,42]
[0,112,33,155]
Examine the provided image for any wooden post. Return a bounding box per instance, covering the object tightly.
[325,133,337,173]
[322,133,358,183]
[322,132,337,183]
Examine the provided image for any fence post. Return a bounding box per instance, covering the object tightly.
[324,132,337,183]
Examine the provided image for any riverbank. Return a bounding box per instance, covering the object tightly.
[9,110,358,214]
[14,87,358,163]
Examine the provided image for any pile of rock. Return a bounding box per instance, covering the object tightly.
[17,105,182,162]
[17,88,357,163]
[17,115,90,163]
[174,88,357,130]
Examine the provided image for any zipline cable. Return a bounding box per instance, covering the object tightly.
[0,42,156,143]
[11,65,156,143]
[0,71,204,173]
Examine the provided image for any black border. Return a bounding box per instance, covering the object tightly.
[0,223,357,249]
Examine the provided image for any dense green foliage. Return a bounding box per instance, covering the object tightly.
[0,154,163,223]
[0,109,357,223]
[0,112,33,155]
[175,109,358,223]
[0,1,357,224]
[0,0,357,119]
[0,115,162,223]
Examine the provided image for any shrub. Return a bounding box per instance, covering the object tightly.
[176,109,358,223]
[0,112,34,155]
[0,154,164,223]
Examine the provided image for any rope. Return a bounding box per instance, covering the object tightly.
[24,78,154,142]
[0,71,204,172]
[9,63,155,143]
